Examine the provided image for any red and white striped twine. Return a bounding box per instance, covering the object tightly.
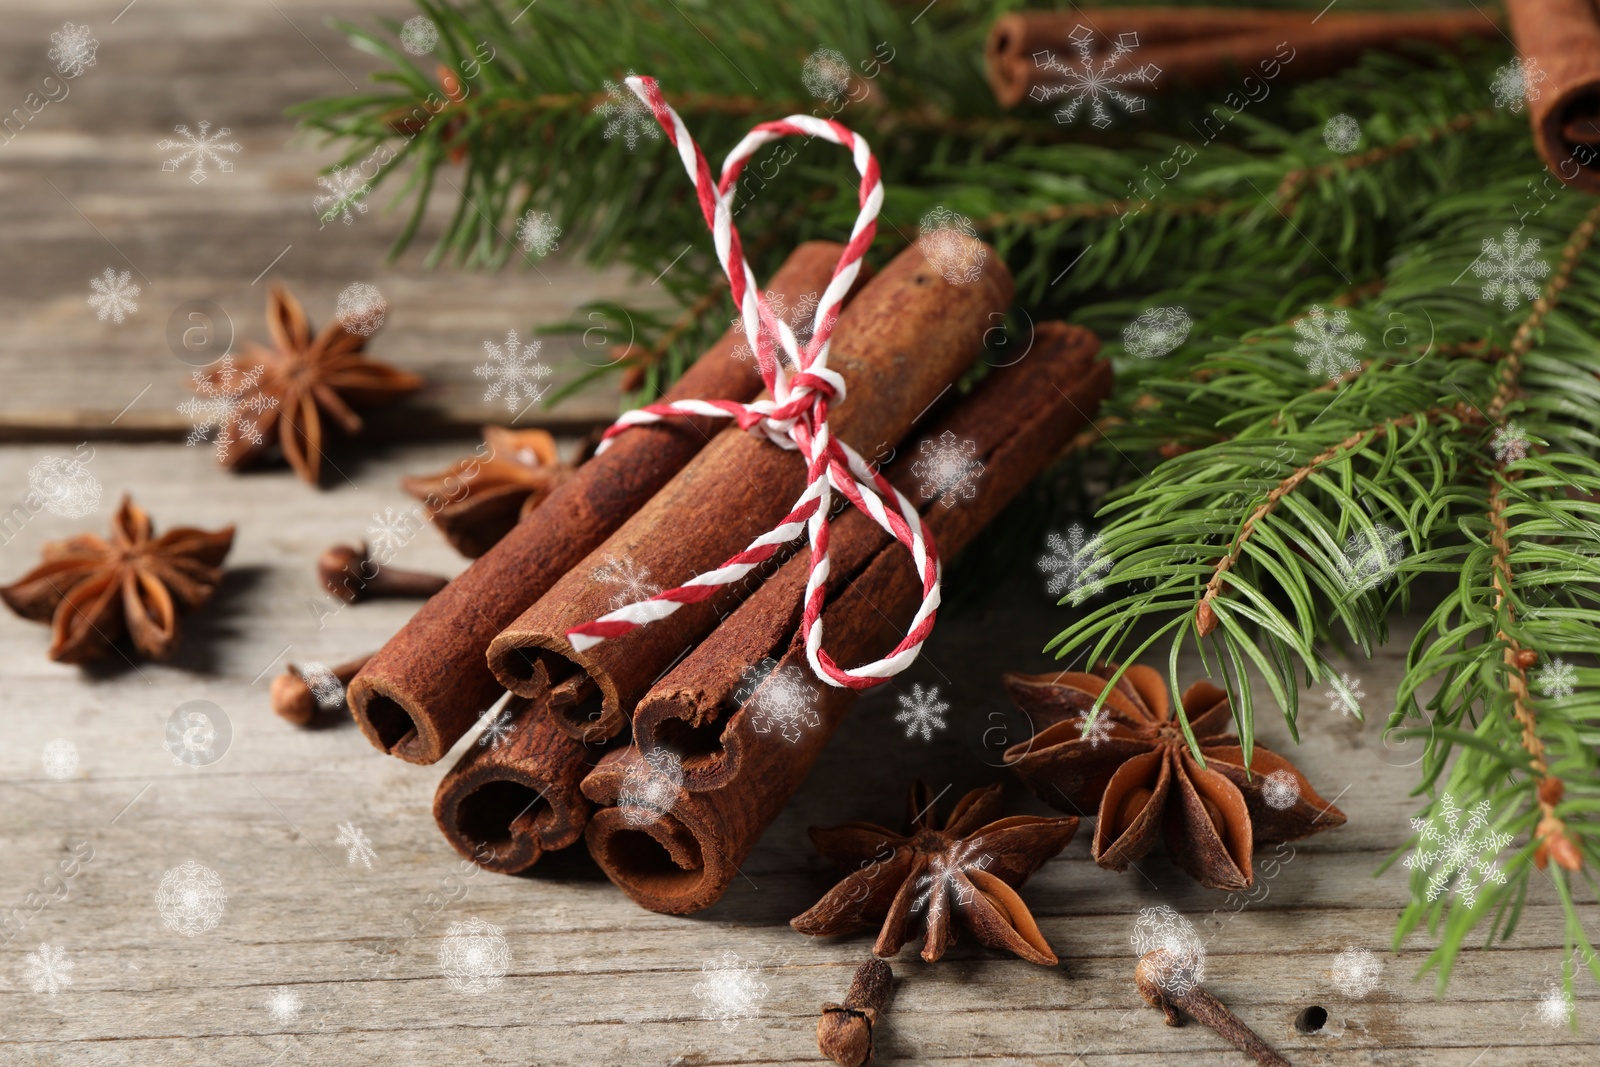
[565,75,940,691]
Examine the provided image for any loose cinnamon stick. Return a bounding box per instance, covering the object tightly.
[346,241,851,765]
[987,8,1501,109]
[581,321,1110,914]
[486,238,1012,742]
[1507,0,1600,193]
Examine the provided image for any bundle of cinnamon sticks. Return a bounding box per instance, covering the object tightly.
[343,237,1111,915]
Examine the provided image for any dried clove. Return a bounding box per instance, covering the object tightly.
[270,654,373,725]
[318,543,449,603]
[817,958,892,1067]
[1135,949,1290,1067]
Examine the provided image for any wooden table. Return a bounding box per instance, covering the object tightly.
[1,2,1594,1064]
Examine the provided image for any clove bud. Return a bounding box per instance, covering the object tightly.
[818,957,892,1067]
[1135,950,1290,1067]
[270,654,373,725]
[318,543,449,603]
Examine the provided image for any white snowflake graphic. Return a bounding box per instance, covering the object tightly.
[739,657,820,744]
[917,206,986,284]
[1535,981,1574,1028]
[1293,305,1365,380]
[1077,712,1115,748]
[22,943,72,995]
[802,46,852,101]
[912,838,992,913]
[265,985,302,1023]
[619,746,684,826]
[1122,306,1192,359]
[87,267,140,324]
[475,329,553,414]
[28,455,101,518]
[515,210,562,258]
[1491,422,1530,463]
[158,121,241,184]
[477,707,516,749]
[1037,524,1112,603]
[1404,794,1513,909]
[1472,228,1550,310]
[1322,114,1361,154]
[911,430,984,509]
[177,355,278,463]
[1491,57,1545,113]
[597,72,660,152]
[1535,656,1577,700]
[438,916,511,995]
[895,683,950,741]
[367,506,420,564]
[730,290,821,365]
[49,23,98,79]
[400,15,439,56]
[41,738,78,780]
[1261,769,1301,811]
[1325,671,1365,718]
[1130,906,1205,997]
[1029,26,1161,129]
[335,823,377,869]
[692,950,770,1031]
[1330,947,1383,999]
[591,555,661,612]
[156,860,227,936]
[300,661,346,709]
[313,165,371,226]
[335,282,386,337]
[1339,524,1406,594]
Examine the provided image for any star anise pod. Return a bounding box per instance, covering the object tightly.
[400,426,573,557]
[1002,664,1346,891]
[0,496,233,664]
[195,284,423,485]
[791,781,1078,965]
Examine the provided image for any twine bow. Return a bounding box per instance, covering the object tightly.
[565,75,940,691]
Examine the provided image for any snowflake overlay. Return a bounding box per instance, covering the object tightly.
[1472,228,1550,310]
[298,661,346,709]
[802,47,852,101]
[1339,524,1405,593]
[1535,656,1577,700]
[157,860,227,936]
[1404,794,1513,909]
[1038,524,1112,603]
[1535,981,1574,1028]
[28,455,101,518]
[911,429,984,509]
[1322,114,1361,154]
[23,944,72,995]
[1293,305,1365,380]
[917,206,986,284]
[619,746,685,826]
[158,121,241,184]
[335,282,386,337]
[515,210,562,258]
[367,506,420,564]
[593,555,661,611]
[1077,712,1115,749]
[1491,58,1545,113]
[477,707,515,749]
[913,838,993,913]
[1325,671,1365,718]
[1261,769,1301,811]
[88,267,139,323]
[400,15,439,56]
[439,917,511,995]
[730,290,820,365]
[739,658,820,744]
[692,950,770,1031]
[1491,422,1530,463]
[1029,26,1161,129]
[313,166,371,226]
[476,329,553,414]
[336,823,377,868]
[1330,947,1383,999]
[178,355,277,463]
[49,23,98,78]
[895,683,950,741]
[41,738,78,780]
[266,986,303,1023]
[1123,306,1192,359]
[1130,906,1205,997]
[598,72,661,152]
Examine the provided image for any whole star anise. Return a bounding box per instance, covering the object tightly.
[400,426,573,557]
[1002,664,1345,891]
[196,284,423,485]
[791,781,1078,965]
[0,496,233,664]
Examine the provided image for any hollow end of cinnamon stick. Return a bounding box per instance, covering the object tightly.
[485,639,622,740]
[634,688,741,789]
[346,675,442,763]
[583,804,721,915]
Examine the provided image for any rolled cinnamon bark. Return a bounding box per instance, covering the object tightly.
[346,241,850,764]
[581,321,1110,914]
[486,238,1012,743]
[1507,0,1600,193]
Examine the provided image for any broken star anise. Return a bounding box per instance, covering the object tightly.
[400,426,573,557]
[791,781,1078,965]
[195,284,423,485]
[1002,663,1345,891]
[0,495,233,664]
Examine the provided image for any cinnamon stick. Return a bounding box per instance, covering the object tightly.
[485,238,1012,743]
[1507,0,1600,193]
[581,321,1110,914]
[346,241,851,764]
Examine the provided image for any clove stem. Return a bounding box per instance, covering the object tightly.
[818,957,892,1067]
[1136,950,1291,1067]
